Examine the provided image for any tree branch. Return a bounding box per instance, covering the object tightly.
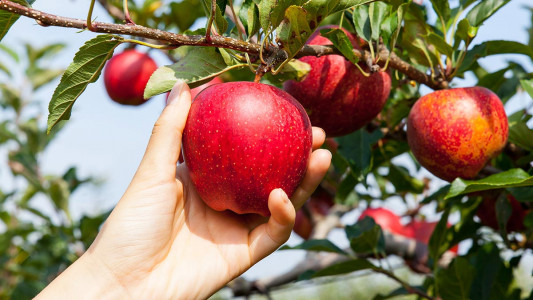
[0,0,449,90]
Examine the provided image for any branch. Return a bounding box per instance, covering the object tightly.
[0,0,448,90]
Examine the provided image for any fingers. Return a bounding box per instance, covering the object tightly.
[312,127,326,150]
[136,80,191,181]
[291,149,332,210]
[248,189,295,264]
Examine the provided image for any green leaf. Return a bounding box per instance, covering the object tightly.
[312,258,376,278]
[145,46,246,98]
[321,28,359,64]
[336,129,383,181]
[352,4,371,42]
[388,164,425,193]
[369,1,389,41]
[169,0,205,32]
[520,79,533,100]
[460,40,533,72]
[30,68,64,91]
[258,0,305,33]
[426,32,453,57]
[508,110,533,152]
[445,169,533,199]
[202,0,228,34]
[455,19,477,45]
[0,43,20,62]
[334,0,375,12]
[334,172,358,205]
[263,59,310,84]
[0,0,32,42]
[436,257,475,300]
[277,6,312,59]
[428,208,450,260]
[429,0,450,25]
[280,239,347,254]
[466,0,510,27]
[47,177,70,214]
[47,35,121,134]
[345,216,385,254]
[239,0,260,38]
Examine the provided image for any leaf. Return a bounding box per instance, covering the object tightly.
[466,0,510,27]
[258,0,305,32]
[455,18,478,45]
[321,28,359,64]
[336,129,383,181]
[445,169,533,199]
[0,0,31,42]
[144,46,247,98]
[345,216,385,254]
[30,68,64,91]
[429,0,451,24]
[508,110,533,152]
[460,40,533,73]
[521,79,533,100]
[426,32,453,57]
[47,35,121,133]
[369,1,389,41]
[388,164,425,193]
[238,0,260,38]
[202,0,228,34]
[47,177,70,214]
[312,258,376,278]
[280,239,347,254]
[352,4,371,42]
[169,0,205,32]
[277,6,312,58]
[428,208,450,260]
[334,0,376,12]
[263,59,310,83]
[0,43,20,62]
[436,257,475,300]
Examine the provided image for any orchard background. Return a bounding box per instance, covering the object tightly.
[1,0,533,299]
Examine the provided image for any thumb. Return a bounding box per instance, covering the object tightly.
[136,80,191,181]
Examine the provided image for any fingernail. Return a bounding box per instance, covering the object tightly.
[166,79,186,106]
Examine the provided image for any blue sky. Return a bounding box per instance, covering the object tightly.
[2,0,533,280]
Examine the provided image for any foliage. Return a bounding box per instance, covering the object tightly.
[1,0,533,299]
[0,42,109,299]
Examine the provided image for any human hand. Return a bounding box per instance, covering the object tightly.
[36,80,331,300]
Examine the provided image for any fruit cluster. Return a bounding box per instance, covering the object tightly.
[102,27,519,233]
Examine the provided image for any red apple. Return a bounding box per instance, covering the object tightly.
[407,87,508,181]
[283,26,391,137]
[293,186,335,239]
[476,193,527,232]
[104,49,157,105]
[358,207,404,235]
[182,82,312,216]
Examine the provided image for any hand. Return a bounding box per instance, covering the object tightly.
[36,81,332,300]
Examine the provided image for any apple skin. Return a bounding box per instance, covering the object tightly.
[293,186,334,239]
[476,193,527,232]
[182,82,312,216]
[104,49,158,105]
[407,87,508,182]
[283,26,391,137]
[358,207,404,235]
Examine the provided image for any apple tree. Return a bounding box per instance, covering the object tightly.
[1,0,533,299]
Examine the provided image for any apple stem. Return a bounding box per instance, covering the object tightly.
[86,0,97,31]
[123,0,135,25]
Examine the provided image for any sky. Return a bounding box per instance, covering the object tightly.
[2,0,533,281]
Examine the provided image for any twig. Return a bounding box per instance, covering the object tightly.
[0,0,449,90]
[96,0,124,20]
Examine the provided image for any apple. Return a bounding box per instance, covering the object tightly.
[403,220,458,253]
[358,207,404,235]
[104,49,158,105]
[182,81,312,216]
[476,193,527,232]
[407,87,508,181]
[283,26,391,137]
[293,186,335,239]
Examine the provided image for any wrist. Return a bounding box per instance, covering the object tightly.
[35,253,130,300]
